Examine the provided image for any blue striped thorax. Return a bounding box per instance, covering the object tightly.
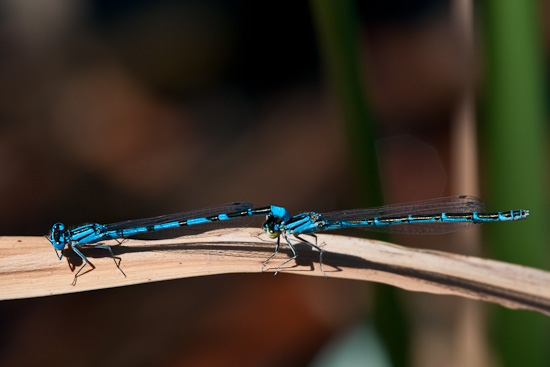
[49,222,106,250]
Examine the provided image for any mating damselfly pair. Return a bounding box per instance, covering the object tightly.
[48,195,529,284]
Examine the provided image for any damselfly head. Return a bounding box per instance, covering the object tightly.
[262,215,280,239]
[49,222,68,250]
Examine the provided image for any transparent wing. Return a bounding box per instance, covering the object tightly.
[319,195,486,235]
[321,195,485,220]
[104,202,262,239]
[340,221,481,235]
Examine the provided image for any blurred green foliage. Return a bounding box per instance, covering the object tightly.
[481,0,549,366]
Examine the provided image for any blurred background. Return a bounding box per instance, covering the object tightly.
[0,0,548,366]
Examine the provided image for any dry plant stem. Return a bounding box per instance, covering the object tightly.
[0,228,548,316]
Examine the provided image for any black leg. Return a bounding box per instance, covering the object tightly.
[273,232,298,275]
[70,243,126,285]
[262,237,281,272]
[70,244,95,286]
[293,233,326,277]
[55,248,63,260]
[92,244,127,278]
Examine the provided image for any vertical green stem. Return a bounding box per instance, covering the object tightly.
[481,0,549,365]
[308,0,380,204]
[309,2,409,366]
